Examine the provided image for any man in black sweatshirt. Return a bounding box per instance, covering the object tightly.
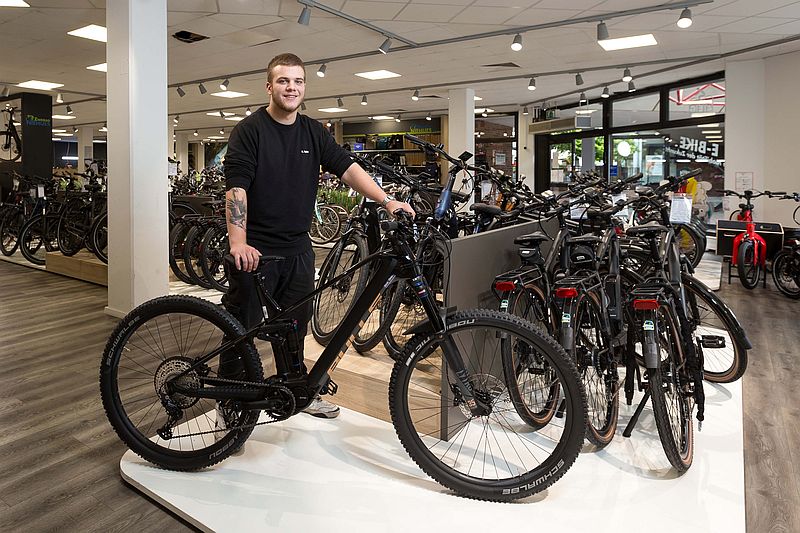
[222,53,413,419]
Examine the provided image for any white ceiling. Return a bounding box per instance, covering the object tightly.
[1,0,799,140]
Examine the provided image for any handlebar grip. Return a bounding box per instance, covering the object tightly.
[680,168,703,180]
[623,172,644,184]
[770,191,787,196]
[403,133,426,147]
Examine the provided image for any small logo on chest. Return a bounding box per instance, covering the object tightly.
[300,149,310,154]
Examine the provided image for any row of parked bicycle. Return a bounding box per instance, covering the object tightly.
[309,134,752,476]
[0,168,109,265]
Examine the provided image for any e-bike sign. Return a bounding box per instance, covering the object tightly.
[665,135,724,165]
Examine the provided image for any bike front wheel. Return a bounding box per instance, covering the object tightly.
[736,239,761,289]
[389,309,585,502]
[771,250,800,299]
[100,296,264,470]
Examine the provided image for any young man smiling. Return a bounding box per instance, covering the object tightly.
[222,53,413,419]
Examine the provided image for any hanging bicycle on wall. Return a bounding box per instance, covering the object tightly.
[0,107,23,163]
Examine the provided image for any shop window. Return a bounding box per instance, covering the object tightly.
[612,92,660,127]
[475,113,517,177]
[668,80,725,121]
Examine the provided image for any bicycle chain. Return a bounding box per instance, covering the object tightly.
[163,378,293,439]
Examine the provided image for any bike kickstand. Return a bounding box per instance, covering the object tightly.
[623,389,651,438]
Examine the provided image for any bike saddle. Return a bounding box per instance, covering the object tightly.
[626,224,669,237]
[470,203,502,216]
[566,234,602,245]
[514,232,552,246]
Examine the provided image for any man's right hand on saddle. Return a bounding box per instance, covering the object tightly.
[230,242,262,272]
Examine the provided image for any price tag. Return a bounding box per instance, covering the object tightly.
[168,162,178,176]
[348,188,358,197]
[37,185,45,198]
[669,193,692,224]
[570,203,589,220]
[612,193,630,220]
[480,180,492,199]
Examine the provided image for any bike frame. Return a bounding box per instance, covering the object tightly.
[731,196,767,267]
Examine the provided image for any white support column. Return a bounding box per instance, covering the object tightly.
[517,108,534,188]
[725,60,765,218]
[77,126,94,172]
[176,133,189,176]
[448,88,475,209]
[168,116,175,159]
[195,142,205,171]
[106,0,169,317]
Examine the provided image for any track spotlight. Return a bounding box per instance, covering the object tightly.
[301,102,307,111]
[628,81,636,92]
[482,111,488,117]
[220,78,229,91]
[677,7,692,28]
[522,106,529,116]
[378,37,392,54]
[245,107,252,116]
[579,92,587,104]
[220,128,224,135]
[193,130,198,136]
[316,64,326,78]
[173,115,179,124]
[56,93,64,103]
[426,113,431,121]
[337,97,344,108]
[395,114,401,123]
[601,86,610,98]
[176,86,185,97]
[596,21,609,41]
[326,120,332,127]
[511,33,522,51]
[527,77,536,91]
[622,68,632,82]
[1,86,9,98]
[66,104,74,114]
[361,95,368,106]
[411,89,420,101]
[298,5,311,26]
[218,109,225,118]
[199,83,207,94]
[575,73,584,86]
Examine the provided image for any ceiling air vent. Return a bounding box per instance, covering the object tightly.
[172,30,209,44]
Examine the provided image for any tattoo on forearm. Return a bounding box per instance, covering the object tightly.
[227,188,247,230]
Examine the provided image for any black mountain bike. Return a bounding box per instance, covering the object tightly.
[0,107,22,162]
[100,207,587,501]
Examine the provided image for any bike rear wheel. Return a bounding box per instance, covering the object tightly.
[0,131,21,162]
[0,207,23,256]
[199,224,229,292]
[19,214,50,265]
[182,225,214,289]
[56,199,89,256]
[169,221,195,285]
[500,285,561,430]
[311,232,369,345]
[647,305,694,473]
[90,212,108,264]
[389,309,585,502]
[736,240,761,289]
[100,296,264,470]
[309,205,341,245]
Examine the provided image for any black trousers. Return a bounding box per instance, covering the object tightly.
[221,248,315,378]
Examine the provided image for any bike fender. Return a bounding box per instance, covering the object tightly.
[681,273,753,350]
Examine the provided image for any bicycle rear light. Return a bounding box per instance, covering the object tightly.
[554,287,578,298]
[494,281,516,292]
[632,299,659,310]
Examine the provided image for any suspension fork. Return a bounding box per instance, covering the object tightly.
[408,262,489,416]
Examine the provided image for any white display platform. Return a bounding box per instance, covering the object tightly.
[120,381,744,533]
[695,255,723,291]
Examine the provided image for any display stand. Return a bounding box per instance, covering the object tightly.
[120,381,745,533]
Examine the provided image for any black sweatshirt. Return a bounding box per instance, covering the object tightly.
[224,107,353,255]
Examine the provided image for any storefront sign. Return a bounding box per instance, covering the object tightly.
[664,135,724,165]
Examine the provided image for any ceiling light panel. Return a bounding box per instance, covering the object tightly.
[211,91,249,98]
[16,80,63,90]
[86,63,107,72]
[206,111,235,116]
[318,107,348,113]
[355,70,401,80]
[51,114,76,120]
[67,24,107,43]
[0,1,31,6]
[598,34,657,51]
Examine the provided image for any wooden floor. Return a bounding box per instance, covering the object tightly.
[0,259,798,532]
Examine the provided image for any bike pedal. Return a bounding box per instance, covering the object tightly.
[321,378,338,396]
[699,335,725,349]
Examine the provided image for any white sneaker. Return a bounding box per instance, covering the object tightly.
[214,402,245,456]
[302,396,340,418]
